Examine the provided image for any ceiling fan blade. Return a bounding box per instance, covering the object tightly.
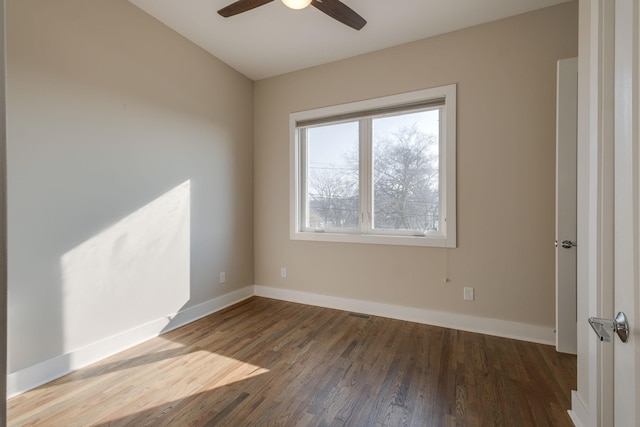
[311,0,366,30]
[218,0,274,17]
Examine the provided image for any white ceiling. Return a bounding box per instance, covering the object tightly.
[128,0,571,81]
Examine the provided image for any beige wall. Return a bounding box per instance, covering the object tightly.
[254,2,578,328]
[7,0,253,374]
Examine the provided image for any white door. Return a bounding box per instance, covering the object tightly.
[612,1,639,425]
[573,1,638,426]
[555,57,578,355]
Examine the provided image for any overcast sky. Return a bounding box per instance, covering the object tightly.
[307,108,440,169]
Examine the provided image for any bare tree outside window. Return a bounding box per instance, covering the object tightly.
[305,120,438,233]
[307,166,359,229]
[373,123,439,232]
[305,120,359,230]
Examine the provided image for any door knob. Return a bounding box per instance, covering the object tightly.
[588,312,629,343]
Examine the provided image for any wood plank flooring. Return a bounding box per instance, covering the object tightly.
[8,297,576,426]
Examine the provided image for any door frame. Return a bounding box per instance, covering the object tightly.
[612,0,639,425]
[570,1,615,426]
[0,0,7,422]
[571,1,639,426]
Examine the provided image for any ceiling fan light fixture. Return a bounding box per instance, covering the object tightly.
[281,0,312,10]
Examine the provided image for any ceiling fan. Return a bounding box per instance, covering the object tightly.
[217,0,367,31]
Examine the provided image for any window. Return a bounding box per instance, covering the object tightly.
[290,85,456,247]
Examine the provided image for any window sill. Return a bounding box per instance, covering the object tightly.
[290,230,456,248]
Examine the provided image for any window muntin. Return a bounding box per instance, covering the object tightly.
[290,85,456,248]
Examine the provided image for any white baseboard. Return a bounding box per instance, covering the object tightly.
[254,285,556,345]
[161,286,254,334]
[8,284,556,398]
[568,390,588,427]
[7,286,254,398]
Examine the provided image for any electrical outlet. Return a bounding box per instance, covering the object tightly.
[219,272,226,284]
[463,287,474,301]
[281,267,287,278]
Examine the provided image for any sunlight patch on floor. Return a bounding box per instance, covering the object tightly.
[8,347,270,426]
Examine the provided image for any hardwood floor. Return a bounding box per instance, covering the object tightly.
[8,297,576,426]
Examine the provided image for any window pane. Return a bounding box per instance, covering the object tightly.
[372,110,440,233]
[305,121,359,230]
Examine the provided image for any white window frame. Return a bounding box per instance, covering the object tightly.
[290,84,457,248]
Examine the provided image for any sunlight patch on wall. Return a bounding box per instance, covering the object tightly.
[60,181,191,354]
